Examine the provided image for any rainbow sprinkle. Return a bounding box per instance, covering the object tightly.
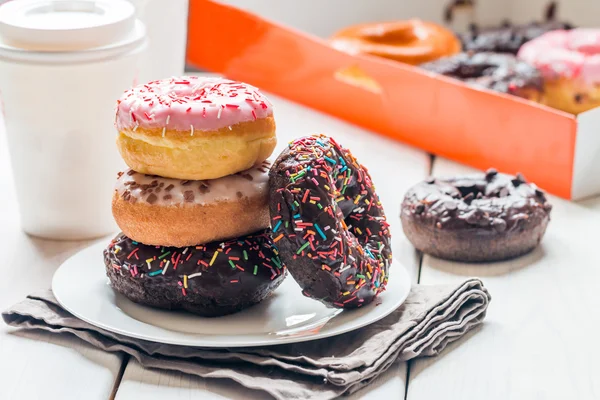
[104,231,287,306]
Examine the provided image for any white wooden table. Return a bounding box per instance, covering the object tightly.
[1,93,598,399]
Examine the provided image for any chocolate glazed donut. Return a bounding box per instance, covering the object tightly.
[460,20,574,55]
[401,169,552,262]
[420,52,544,100]
[103,230,286,317]
[269,135,392,308]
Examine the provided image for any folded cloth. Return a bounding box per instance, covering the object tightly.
[2,278,490,400]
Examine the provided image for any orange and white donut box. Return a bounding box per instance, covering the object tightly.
[186,0,600,200]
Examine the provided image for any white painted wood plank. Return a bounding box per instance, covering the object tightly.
[0,328,123,400]
[0,117,124,400]
[579,195,600,213]
[116,358,270,400]
[116,92,430,399]
[407,159,600,400]
[117,358,406,400]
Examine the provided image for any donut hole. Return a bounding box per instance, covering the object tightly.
[359,23,418,44]
[456,63,497,79]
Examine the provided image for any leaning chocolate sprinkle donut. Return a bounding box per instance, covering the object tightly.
[269,135,392,308]
[103,230,286,317]
[420,52,544,99]
[401,169,552,262]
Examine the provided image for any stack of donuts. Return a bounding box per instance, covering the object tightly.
[103,76,286,317]
[103,77,395,315]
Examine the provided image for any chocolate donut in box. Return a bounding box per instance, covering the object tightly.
[186,0,600,200]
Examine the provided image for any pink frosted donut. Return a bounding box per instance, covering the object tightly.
[518,29,600,114]
[115,76,277,180]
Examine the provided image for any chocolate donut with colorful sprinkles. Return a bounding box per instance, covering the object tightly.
[104,230,286,317]
[269,135,392,308]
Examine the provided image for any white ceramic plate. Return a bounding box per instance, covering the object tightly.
[52,242,411,347]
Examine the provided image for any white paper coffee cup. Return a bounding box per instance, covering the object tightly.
[129,0,188,82]
[0,0,147,240]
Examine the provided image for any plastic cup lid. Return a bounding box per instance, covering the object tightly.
[0,0,141,52]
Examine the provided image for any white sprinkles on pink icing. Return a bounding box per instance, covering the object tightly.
[518,29,600,83]
[115,77,273,132]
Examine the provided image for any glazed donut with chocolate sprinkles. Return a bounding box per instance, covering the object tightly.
[401,169,552,262]
[115,76,276,180]
[269,135,392,308]
[103,230,286,317]
[420,52,544,101]
[113,161,271,248]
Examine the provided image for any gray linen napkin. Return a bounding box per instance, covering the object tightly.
[2,278,490,400]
